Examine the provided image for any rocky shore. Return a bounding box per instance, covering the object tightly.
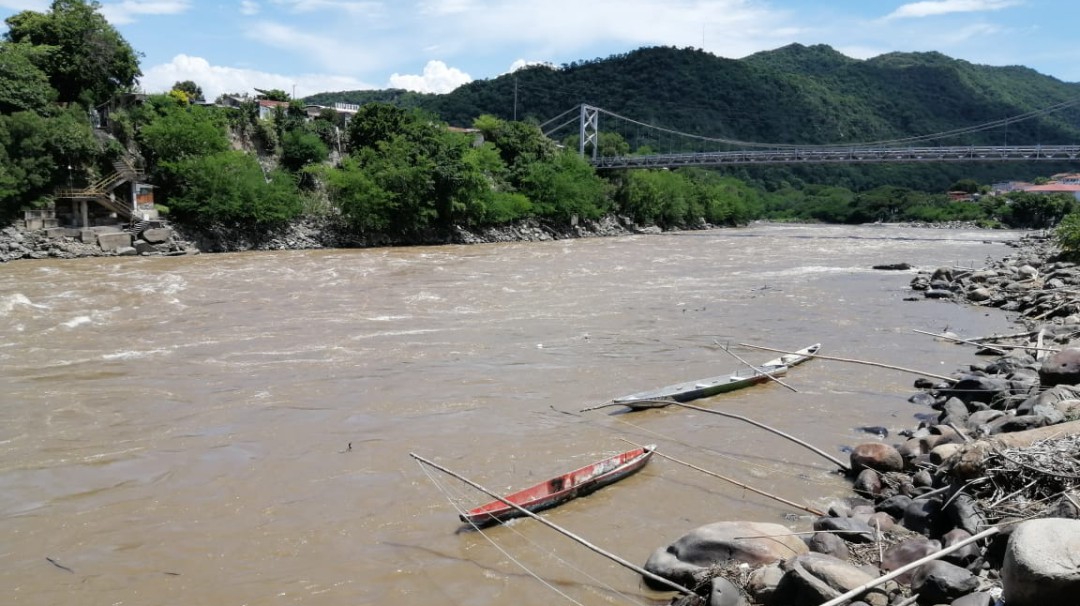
[644,233,1080,606]
[0,214,655,262]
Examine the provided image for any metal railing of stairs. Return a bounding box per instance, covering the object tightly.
[53,158,145,221]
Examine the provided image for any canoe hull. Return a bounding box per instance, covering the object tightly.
[459,445,655,527]
[613,343,821,408]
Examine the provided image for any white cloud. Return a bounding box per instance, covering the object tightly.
[239,0,259,15]
[270,0,383,15]
[247,20,385,73]
[388,60,471,93]
[0,1,47,10]
[885,0,1022,20]
[506,59,555,74]
[139,54,374,100]
[101,0,192,25]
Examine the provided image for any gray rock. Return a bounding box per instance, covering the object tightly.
[940,375,1012,406]
[806,531,850,560]
[773,553,888,606]
[708,576,747,606]
[903,498,945,537]
[141,227,173,244]
[115,246,137,256]
[1040,348,1080,388]
[813,516,875,544]
[950,592,992,606]
[746,563,783,604]
[941,528,980,567]
[911,560,979,604]
[643,521,808,590]
[944,493,986,537]
[877,495,913,520]
[967,287,993,302]
[1002,518,1080,606]
[853,468,883,499]
[986,414,1048,435]
[925,289,954,299]
[940,397,970,426]
[881,537,942,584]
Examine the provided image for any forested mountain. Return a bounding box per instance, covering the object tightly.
[306,44,1080,149]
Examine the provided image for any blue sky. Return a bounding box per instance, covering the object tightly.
[2,0,1078,102]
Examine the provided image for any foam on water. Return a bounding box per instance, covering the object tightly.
[0,293,49,314]
[101,349,172,361]
[61,316,93,329]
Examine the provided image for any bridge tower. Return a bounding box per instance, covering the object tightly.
[579,105,599,160]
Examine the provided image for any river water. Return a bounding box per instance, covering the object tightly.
[1,224,1022,605]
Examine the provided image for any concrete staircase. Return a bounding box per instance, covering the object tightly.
[53,159,144,221]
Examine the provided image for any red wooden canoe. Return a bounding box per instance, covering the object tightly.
[460,444,656,527]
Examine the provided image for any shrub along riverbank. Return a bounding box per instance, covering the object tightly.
[641,233,1080,606]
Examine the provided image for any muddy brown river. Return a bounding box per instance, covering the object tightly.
[1,224,1022,605]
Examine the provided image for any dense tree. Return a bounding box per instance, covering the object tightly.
[0,107,97,221]
[4,0,141,106]
[0,42,55,113]
[280,130,329,173]
[138,97,230,164]
[519,151,610,221]
[171,80,204,103]
[160,151,302,228]
[346,103,410,151]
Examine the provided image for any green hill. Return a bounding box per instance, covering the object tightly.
[306,44,1080,148]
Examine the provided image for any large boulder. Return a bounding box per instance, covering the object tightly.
[1002,518,1080,605]
[643,521,808,590]
[849,443,904,473]
[1039,348,1080,388]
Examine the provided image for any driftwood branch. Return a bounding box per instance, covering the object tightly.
[670,402,849,472]
[617,438,825,516]
[738,343,957,383]
[817,526,1000,606]
[409,452,694,596]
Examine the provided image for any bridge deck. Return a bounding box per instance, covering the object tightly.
[591,145,1080,169]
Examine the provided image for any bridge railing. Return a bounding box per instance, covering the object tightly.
[591,145,1080,169]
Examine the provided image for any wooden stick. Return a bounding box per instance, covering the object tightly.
[968,329,1042,343]
[738,343,957,383]
[670,402,850,472]
[716,342,798,393]
[817,526,1000,606]
[617,438,825,516]
[912,329,1008,355]
[580,400,621,412]
[409,453,694,596]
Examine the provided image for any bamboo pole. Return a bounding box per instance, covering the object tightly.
[617,438,825,516]
[409,453,694,596]
[716,342,798,393]
[580,400,622,412]
[968,329,1042,343]
[912,329,1008,355]
[816,526,999,606]
[913,329,1060,355]
[670,402,849,472]
[738,343,957,383]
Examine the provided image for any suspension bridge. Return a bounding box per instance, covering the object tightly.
[539,100,1080,169]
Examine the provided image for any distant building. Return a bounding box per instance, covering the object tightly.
[1023,183,1080,200]
[256,99,291,119]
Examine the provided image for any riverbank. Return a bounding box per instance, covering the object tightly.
[645,232,1080,606]
[0,214,667,262]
